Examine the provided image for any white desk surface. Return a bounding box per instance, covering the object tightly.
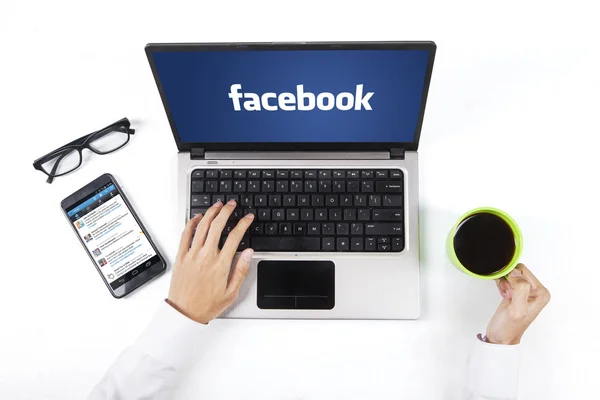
[1,1,599,399]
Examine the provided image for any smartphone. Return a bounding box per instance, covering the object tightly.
[61,173,166,298]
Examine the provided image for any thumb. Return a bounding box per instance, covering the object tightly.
[505,268,531,318]
[227,248,254,296]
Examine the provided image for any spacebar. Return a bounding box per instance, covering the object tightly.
[251,237,321,251]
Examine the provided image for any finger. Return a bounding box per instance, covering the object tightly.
[191,201,223,251]
[516,264,541,291]
[204,199,238,249]
[176,213,203,262]
[227,248,254,296]
[220,213,255,258]
[505,269,531,318]
[496,278,512,299]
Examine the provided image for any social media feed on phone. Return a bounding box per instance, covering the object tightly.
[66,184,159,289]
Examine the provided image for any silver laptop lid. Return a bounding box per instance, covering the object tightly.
[145,41,436,153]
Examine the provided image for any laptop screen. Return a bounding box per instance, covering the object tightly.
[148,45,434,147]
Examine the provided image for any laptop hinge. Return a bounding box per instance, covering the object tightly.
[202,151,390,160]
[390,148,405,160]
[190,148,205,159]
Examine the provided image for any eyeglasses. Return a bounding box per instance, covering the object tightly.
[33,118,135,183]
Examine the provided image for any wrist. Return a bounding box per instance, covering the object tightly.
[166,298,210,325]
[485,332,521,345]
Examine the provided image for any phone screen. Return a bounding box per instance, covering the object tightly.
[66,182,160,290]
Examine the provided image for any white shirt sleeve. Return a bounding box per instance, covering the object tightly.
[88,301,206,400]
[465,335,520,400]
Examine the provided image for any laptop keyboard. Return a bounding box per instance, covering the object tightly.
[190,169,404,252]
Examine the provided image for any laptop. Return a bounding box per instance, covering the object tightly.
[145,41,436,319]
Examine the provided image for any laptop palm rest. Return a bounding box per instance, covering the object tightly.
[257,261,335,310]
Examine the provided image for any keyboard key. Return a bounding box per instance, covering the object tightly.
[319,180,331,192]
[333,181,345,192]
[340,194,353,206]
[257,209,270,221]
[192,170,204,179]
[230,208,242,220]
[277,170,289,178]
[305,170,317,179]
[365,237,376,251]
[286,209,299,220]
[244,208,257,217]
[373,209,403,221]
[220,170,232,178]
[252,237,321,251]
[222,221,236,234]
[361,181,374,192]
[333,170,346,178]
[351,237,364,251]
[343,209,356,220]
[241,195,253,206]
[283,195,296,206]
[247,181,260,192]
[248,170,260,178]
[378,237,390,244]
[392,237,405,252]
[255,195,267,207]
[213,194,225,204]
[290,181,303,192]
[252,223,264,235]
[226,194,239,203]
[336,237,350,251]
[308,223,320,235]
[192,181,204,193]
[322,223,334,235]
[361,170,374,178]
[376,181,403,193]
[269,195,281,206]
[234,181,246,192]
[354,195,366,207]
[350,223,363,235]
[272,209,285,221]
[305,181,317,192]
[326,195,338,206]
[378,244,391,251]
[358,209,371,221]
[206,170,218,179]
[329,209,342,220]
[375,170,388,179]
[234,170,246,178]
[279,223,292,235]
[390,170,403,178]
[276,181,289,192]
[347,181,359,192]
[190,208,207,218]
[297,195,310,206]
[294,223,306,235]
[369,195,381,207]
[262,170,275,178]
[220,180,232,192]
[237,236,249,251]
[319,170,331,179]
[383,195,403,207]
[301,209,314,220]
[336,223,349,235]
[265,223,277,234]
[312,195,324,206]
[365,223,403,235]
[291,170,303,178]
[315,209,327,220]
[262,181,274,192]
[322,237,335,251]
[192,194,211,206]
[347,170,359,179]
[205,181,218,192]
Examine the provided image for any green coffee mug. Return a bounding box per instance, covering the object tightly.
[446,207,523,280]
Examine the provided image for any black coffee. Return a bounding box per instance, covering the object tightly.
[453,213,516,275]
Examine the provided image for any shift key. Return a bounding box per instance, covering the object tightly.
[365,223,403,235]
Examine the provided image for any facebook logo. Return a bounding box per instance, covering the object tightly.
[228,84,374,112]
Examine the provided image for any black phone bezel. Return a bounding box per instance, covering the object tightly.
[60,173,166,298]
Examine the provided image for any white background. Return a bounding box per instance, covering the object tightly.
[1,1,599,399]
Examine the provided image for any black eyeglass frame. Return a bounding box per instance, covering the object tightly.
[33,117,135,183]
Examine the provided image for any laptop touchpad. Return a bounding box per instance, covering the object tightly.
[257,261,335,310]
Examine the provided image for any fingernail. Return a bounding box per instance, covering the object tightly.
[242,248,254,262]
[213,201,223,207]
[244,213,255,219]
[510,269,522,278]
[227,199,236,206]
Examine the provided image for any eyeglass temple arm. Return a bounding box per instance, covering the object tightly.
[46,151,71,184]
